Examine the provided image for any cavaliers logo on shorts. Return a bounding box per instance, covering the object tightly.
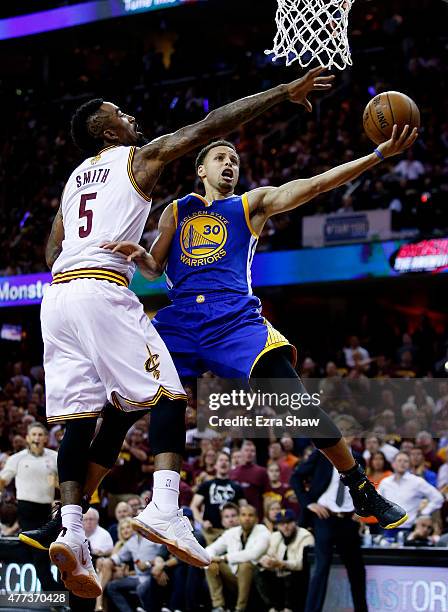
[179,212,228,267]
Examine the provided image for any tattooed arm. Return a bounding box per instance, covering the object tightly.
[45,206,64,269]
[132,68,334,197]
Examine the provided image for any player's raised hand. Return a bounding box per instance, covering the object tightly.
[286,66,335,112]
[377,124,419,159]
[101,240,146,262]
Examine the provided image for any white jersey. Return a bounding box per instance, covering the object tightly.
[53,145,151,281]
[0,448,58,504]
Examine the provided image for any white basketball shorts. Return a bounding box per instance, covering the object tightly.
[41,277,186,424]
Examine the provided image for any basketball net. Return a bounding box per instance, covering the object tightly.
[266,0,356,70]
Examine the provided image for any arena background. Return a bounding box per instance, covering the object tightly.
[0,1,448,611]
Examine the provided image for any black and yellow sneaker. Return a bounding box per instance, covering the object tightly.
[341,464,408,529]
[19,503,62,551]
[19,496,91,551]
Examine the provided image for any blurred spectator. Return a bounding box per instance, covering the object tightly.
[378,452,444,531]
[0,500,19,536]
[230,440,270,519]
[410,447,438,486]
[437,453,448,492]
[147,507,207,612]
[363,434,399,464]
[205,505,270,612]
[263,499,282,532]
[267,441,291,483]
[191,451,245,544]
[300,357,319,379]
[400,440,415,454]
[291,448,368,612]
[343,335,370,369]
[193,447,217,487]
[393,350,418,378]
[404,516,438,547]
[394,149,425,181]
[254,509,314,612]
[366,451,392,484]
[83,508,114,557]
[108,501,132,543]
[279,433,299,470]
[105,533,162,612]
[415,431,444,472]
[0,423,58,592]
[336,193,355,214]
[231,448,243,469]
[220,501,240,529]
[264,461,299,517]
[126,495,144,518]
[96,517,134,612]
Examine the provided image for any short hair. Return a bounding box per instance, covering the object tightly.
[71,98,105,156]
[27,421,47,435]
[85,507,99,520]
[239,504,257,515]
[394,451,410,461]
[221,502,239,515]
[217,451,231,462]
[195,140,238,170]
[241,439,255,449]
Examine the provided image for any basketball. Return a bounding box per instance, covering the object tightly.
[363,91,420,145]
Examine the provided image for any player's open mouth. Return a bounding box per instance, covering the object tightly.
[221,169,233,180]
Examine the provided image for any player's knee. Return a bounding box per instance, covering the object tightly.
[312,436,343,449]
[88,403,148,469]
[149,397,186,456]
[57,418,97,483]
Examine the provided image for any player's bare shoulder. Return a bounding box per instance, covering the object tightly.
[245,187,277,234]
[130,143,166,200]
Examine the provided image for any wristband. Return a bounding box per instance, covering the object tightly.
[374,148,385,161]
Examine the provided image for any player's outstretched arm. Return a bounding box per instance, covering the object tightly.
[45,205,64,269]
[132,68,334,195]
[101,202,176,280]
[249,125,418,223]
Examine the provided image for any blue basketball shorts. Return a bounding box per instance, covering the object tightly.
[152,293,296,379]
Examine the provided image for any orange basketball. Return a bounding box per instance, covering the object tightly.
[363,91,420,145]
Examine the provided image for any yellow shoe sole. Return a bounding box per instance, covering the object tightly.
[18,533,48,551]
[383,514,409,529]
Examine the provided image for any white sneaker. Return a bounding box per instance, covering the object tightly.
[49,528,102,598]
[131,502,211,568]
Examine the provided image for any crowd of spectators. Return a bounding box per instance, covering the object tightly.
[0,0,447,609]
[0,345,448,609]
[1,0,447,274]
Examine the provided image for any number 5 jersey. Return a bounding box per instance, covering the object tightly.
[52,145,151,282]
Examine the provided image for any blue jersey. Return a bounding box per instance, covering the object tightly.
[165,192,258,301]
[153,191,295,379]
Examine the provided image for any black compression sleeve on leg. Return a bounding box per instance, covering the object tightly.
[148,398,186,456]
[88,403,148,469]
[250,348,342,448]
[57,418,98,484]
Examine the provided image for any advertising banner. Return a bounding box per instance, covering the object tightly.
[302,210,392,247]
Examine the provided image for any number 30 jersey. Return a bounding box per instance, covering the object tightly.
[52,145,151,281]
[165,192,258,301]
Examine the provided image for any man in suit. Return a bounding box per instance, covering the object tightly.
[291,447,368,612]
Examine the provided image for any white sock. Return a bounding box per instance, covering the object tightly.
[151,470,180,512]
[61,504,84,537]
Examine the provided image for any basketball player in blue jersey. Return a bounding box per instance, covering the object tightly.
[104,123,418,530]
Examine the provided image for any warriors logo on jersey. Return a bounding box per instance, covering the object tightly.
[179,211,228,267]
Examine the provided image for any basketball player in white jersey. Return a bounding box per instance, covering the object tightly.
[34,69,333,598]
